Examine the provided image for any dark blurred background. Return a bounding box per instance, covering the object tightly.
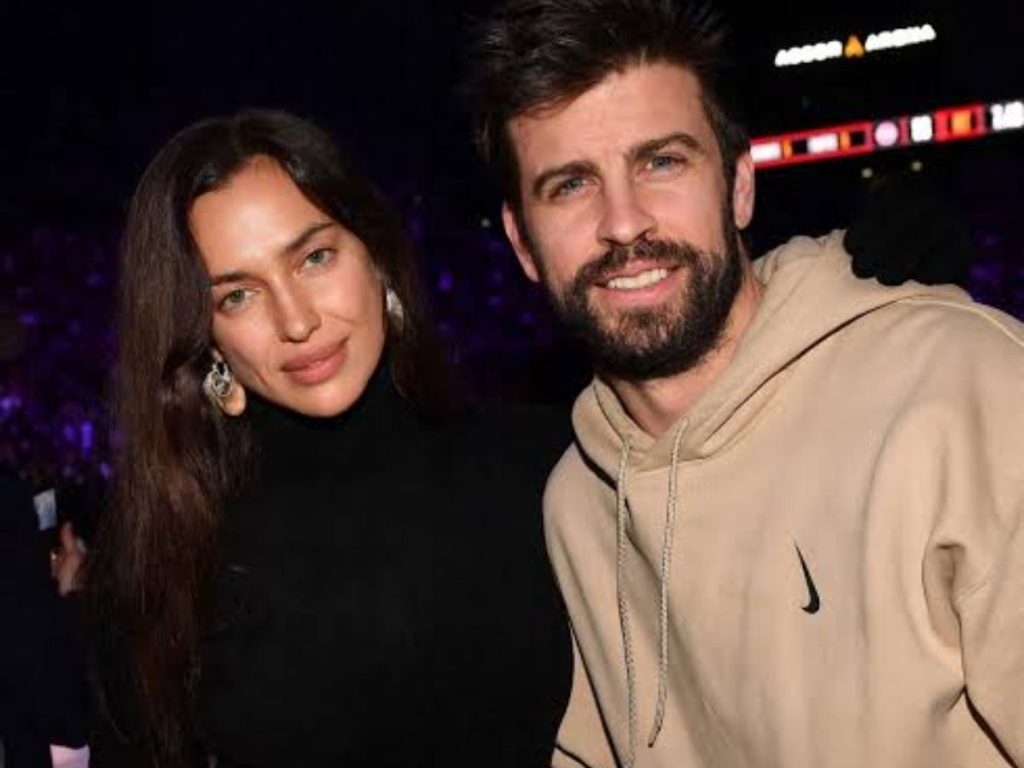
[0,0,1021,502]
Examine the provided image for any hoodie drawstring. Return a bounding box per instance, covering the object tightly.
[615,437,638,768]
[648,423,687,748]
[615,423,687,766]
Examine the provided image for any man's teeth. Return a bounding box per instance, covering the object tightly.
[605,268,669,291]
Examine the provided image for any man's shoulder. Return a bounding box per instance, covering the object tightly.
[852,293,1024,375]
[831,296,1024,445]
[892,294,1023,341]
[543,439,610,524]
[540,444,602,568]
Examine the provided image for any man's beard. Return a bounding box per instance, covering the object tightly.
[537,214,744,382]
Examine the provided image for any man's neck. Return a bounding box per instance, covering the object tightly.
[607,263,763,438]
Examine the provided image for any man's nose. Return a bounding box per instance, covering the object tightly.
[596,181,657,248]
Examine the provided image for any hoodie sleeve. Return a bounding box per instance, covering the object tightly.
[956,505,1024,763]
[552,630,618,768]
[935,305,1024,763]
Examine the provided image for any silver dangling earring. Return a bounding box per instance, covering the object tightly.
[203,359,234,403]
[385,286,405,331]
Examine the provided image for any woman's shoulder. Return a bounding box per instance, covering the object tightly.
[438,400,572,479]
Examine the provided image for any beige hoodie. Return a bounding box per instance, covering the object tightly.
[548,232,1024,768]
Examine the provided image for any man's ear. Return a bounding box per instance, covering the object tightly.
[731,151,755,230]
[502,203,540,283]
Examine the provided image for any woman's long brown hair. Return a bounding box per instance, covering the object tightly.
[88,110,454,765]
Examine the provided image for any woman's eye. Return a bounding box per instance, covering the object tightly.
[219,288,251,311]
[303,248,333,268]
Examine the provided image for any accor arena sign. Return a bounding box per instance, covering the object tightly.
[774,24,937,68]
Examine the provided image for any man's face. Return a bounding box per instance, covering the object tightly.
[502,62,755,380]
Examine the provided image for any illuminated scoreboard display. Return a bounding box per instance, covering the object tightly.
[751,99,1024,169]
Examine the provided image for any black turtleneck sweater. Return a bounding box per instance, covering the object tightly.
[193,370,573,767]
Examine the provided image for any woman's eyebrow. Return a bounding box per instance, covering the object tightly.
[208,221,335,286]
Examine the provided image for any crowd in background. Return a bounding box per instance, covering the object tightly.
[2,187,1023,506]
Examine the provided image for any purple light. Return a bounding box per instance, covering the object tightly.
[437,270,454,293]
[0,395,22,415]
[81,421,94,453]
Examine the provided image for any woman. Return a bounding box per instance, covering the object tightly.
[88,110,571,767]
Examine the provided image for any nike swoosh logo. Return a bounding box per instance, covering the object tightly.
[794,543,821,614]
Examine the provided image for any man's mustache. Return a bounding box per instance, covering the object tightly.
[573,237,705,288]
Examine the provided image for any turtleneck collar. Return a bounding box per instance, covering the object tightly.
[242,363,409,458]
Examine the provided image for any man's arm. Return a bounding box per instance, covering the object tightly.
[929,306,1024,763]
[551,630,618,768]
[957,507,1024,764]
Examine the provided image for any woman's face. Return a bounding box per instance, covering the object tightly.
[190,157,387,417]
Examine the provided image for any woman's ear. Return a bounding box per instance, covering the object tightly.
[204,351,247,416]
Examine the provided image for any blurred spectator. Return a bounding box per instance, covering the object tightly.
[1,188,1023,484]
[0,465,89,767]
[845,169,975,287]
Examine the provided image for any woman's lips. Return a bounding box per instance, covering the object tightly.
[281,341,347,385]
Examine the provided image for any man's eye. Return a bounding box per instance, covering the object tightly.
[551,177,587,199]
[647,154,684,172]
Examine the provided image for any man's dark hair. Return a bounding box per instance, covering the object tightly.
[463,0,749,210]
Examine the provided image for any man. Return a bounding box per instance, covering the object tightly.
[464,1,1024,766]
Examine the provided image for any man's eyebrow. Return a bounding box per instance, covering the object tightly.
[531,160,599,199]
[208,221,335,287]
[528,133,706,200]
[630,132,704,161]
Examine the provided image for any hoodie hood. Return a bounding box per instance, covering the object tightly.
[574,230,970,475]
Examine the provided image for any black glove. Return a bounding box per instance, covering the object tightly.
[844,171,974,287]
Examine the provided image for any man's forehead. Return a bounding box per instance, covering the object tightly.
[507,62,713,170]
